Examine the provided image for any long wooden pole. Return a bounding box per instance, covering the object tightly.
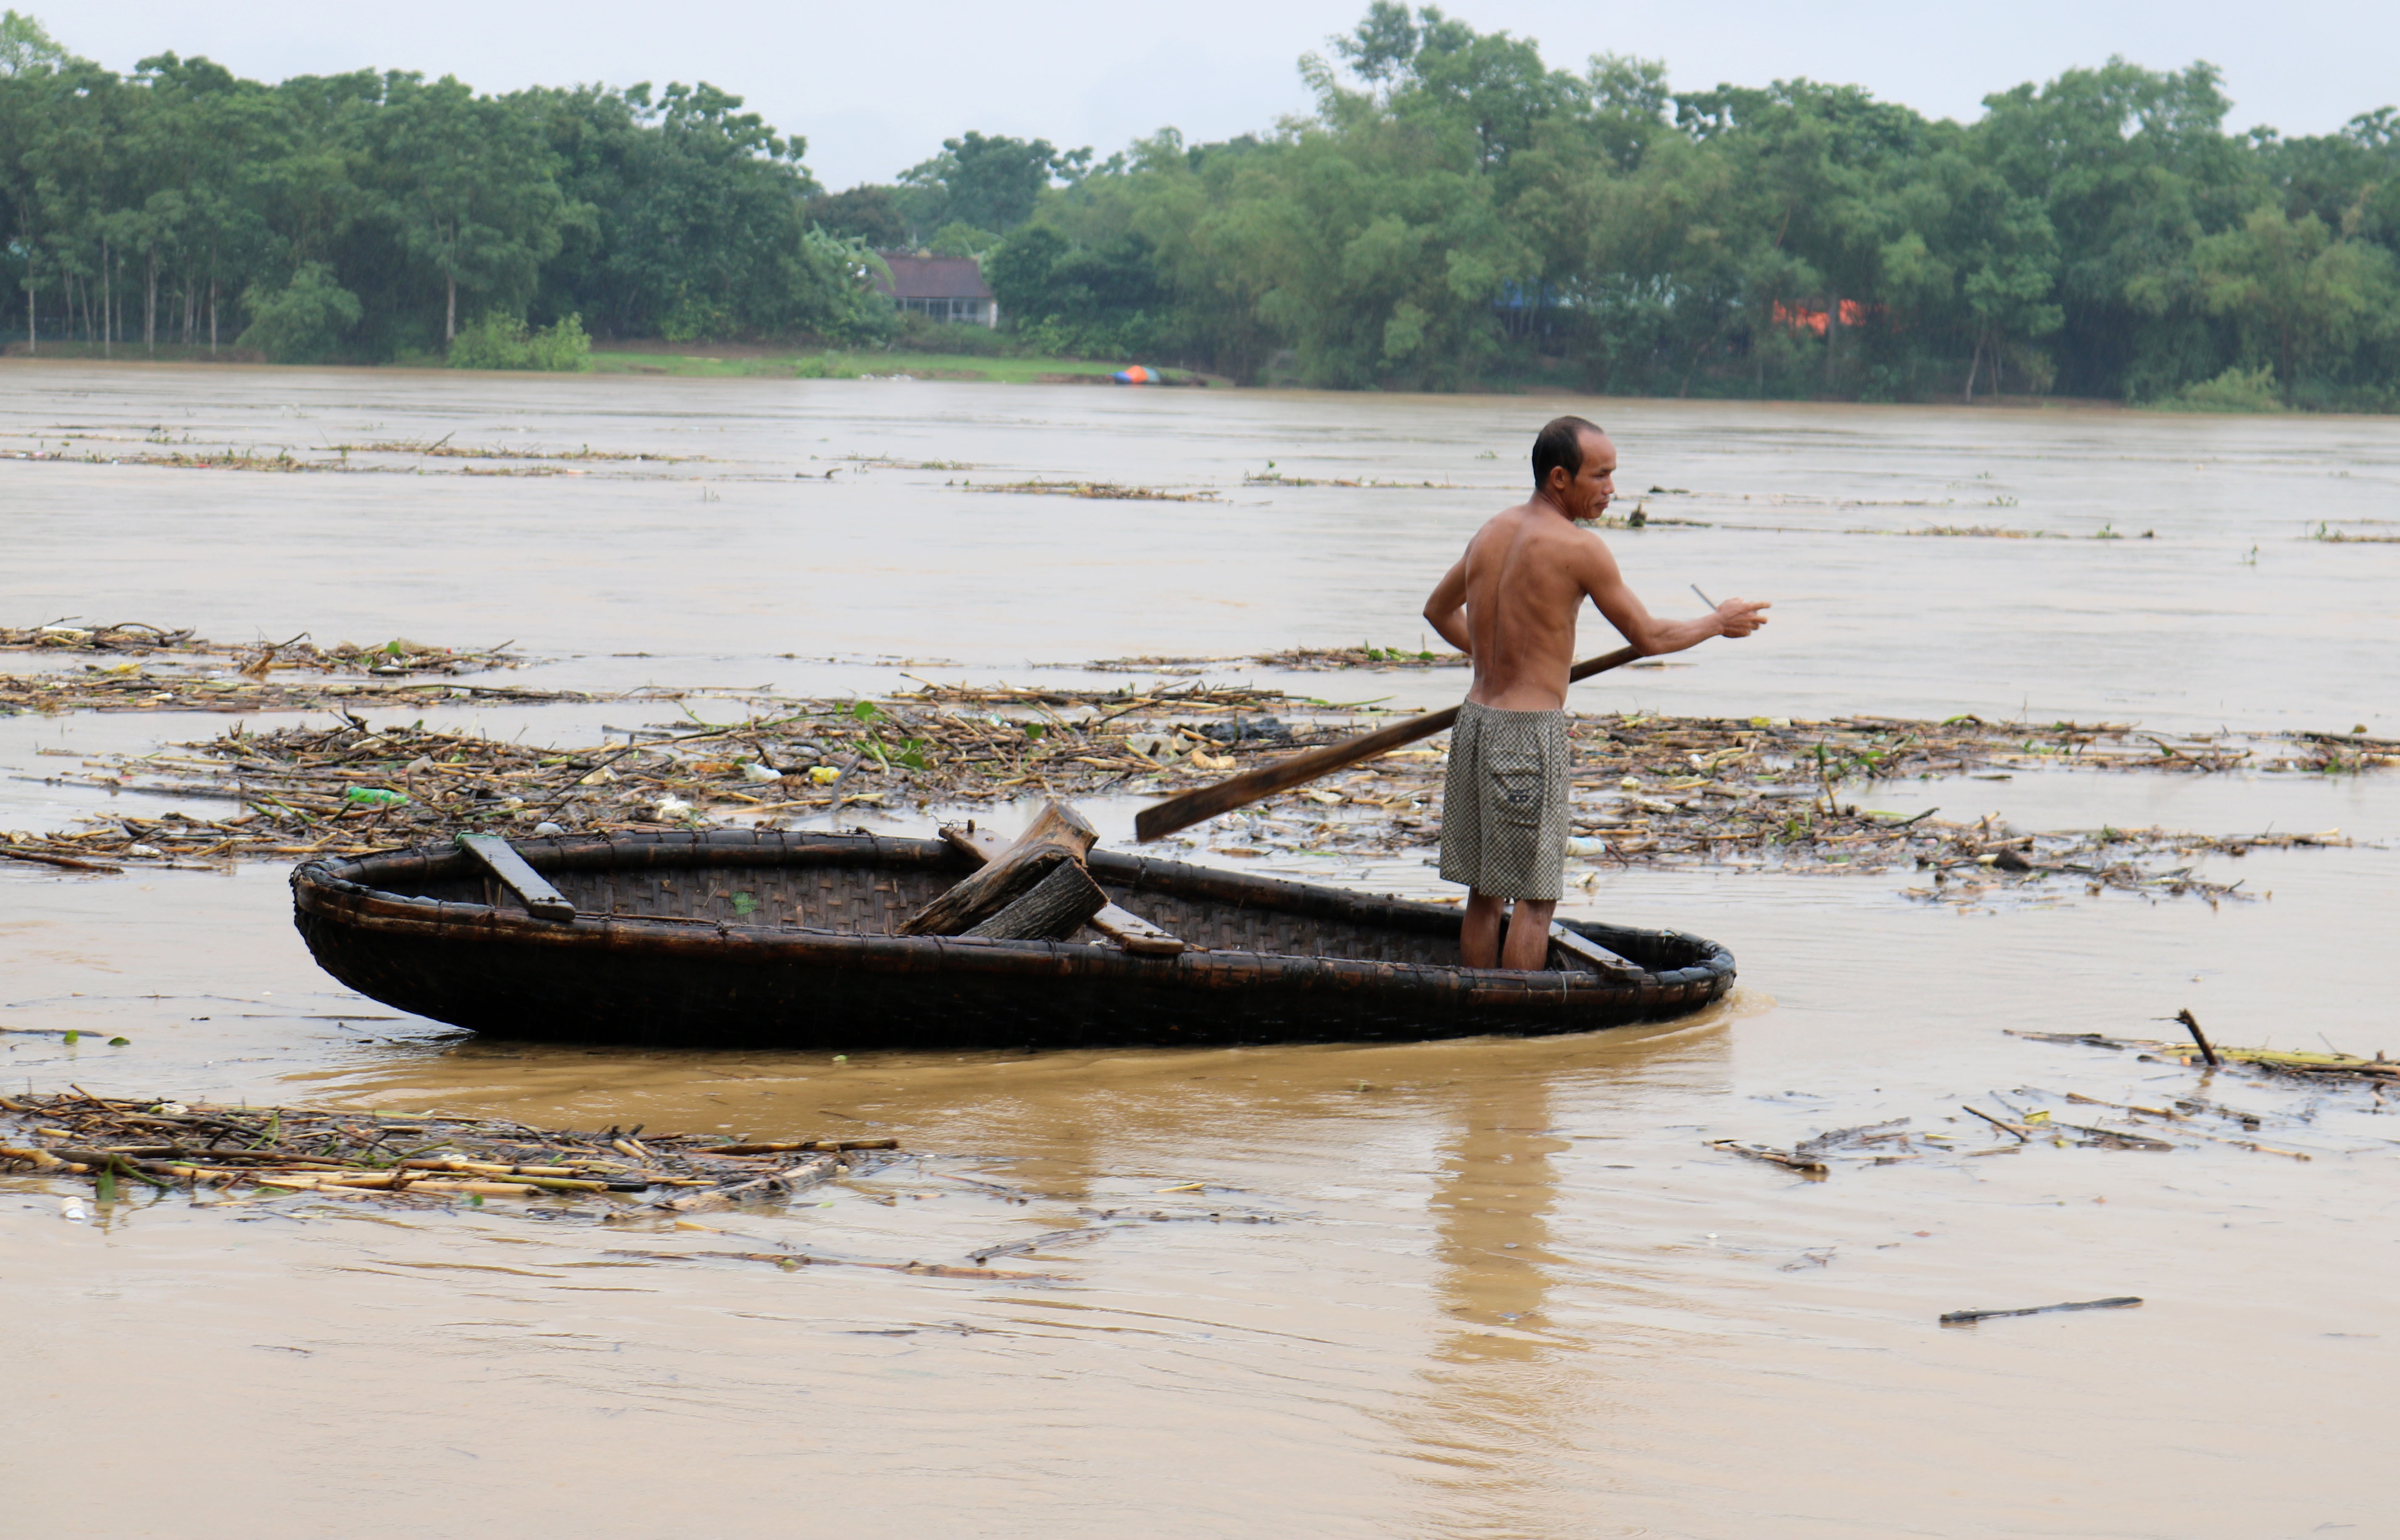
[1133,645,1642,841]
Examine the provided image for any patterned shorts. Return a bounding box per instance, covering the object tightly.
[1437,701,1571,902]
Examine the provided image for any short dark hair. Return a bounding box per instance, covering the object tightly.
[1532,416,1604,486]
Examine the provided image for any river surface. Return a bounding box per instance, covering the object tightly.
[3,362,2397,1538]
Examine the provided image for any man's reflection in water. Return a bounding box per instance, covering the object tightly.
[1392,1024,1732,1534]
[1429,1083,1566,1358]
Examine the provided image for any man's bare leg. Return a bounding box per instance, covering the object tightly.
[1501,898,1556,970]
[1462,893,1557,969]
[1461,890,1506,969]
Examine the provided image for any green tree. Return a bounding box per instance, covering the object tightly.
[986,223,1167,354]
[526,81,877,342]
[899,131,1089,237]
[0,8,69,76]
[1973,60,2261,397]
[2185,205,2400,399]
[808,185,906,247]
[1328,3,1583,170]
[236,258,360,361]
[367,73,567,344]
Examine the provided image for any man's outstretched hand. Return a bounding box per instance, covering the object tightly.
[1713,598,1772,638]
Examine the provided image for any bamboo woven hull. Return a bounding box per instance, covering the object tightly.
[290,831,1735,1051]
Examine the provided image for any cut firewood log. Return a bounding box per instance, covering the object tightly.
[939,824,1190,956]
[962,858,1109,941]
[897,800,1098,936]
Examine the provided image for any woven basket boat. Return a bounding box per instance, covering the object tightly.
[290,830,1735,1050]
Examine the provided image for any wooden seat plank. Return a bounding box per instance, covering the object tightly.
[1548,924,1643,980]
[458,833,576,921]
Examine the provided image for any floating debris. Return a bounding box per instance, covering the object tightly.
[1941,1297,2143,1326]
[0,621,200,653]
[0,434,700,474]
[0,1088,899,1208]
[1084,645,1465,673]
[3,687,2367,900]
[1705,1139,1830,1177]
[324,439,695,463]
[966,479,1219,502]
[1,623,554,713]
[3,671,621,716]
[1707,1026,2394,1182]
[1886,525,2068,539]
[2007,1026,2400,1085]
[1240,470,1461,489]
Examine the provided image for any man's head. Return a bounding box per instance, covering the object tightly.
[1531,415,1615,520]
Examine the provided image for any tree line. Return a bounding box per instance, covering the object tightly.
[823,5,2400,408]
[7,5,2399,405]
[0,11,890,365]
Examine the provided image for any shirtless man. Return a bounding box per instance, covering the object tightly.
[1422,416,1771,969]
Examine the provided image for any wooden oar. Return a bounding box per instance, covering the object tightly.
[1133,644,1642,841]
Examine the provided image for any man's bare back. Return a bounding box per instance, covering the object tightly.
[1424,417,1769,970]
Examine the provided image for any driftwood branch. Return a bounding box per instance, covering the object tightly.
[1941,1296,2142,1325]
[658,1153,839,1214]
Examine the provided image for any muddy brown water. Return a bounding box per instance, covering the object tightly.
[3,363,2397,1537]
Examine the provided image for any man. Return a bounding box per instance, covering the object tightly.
[1422,416,1771,970]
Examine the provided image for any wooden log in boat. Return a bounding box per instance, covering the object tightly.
[940,824,1187,955]
[898,800,1095,936]
[289,830,1734,1051]
[961,858,1108,940]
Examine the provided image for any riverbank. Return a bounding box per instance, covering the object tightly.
[586,340,1224,385]
[12,341,2384,414]
[0,338,1227,387]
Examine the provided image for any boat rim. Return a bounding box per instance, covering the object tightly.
[291,828,1734,990]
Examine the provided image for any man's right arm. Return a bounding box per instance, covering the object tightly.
[1422,555,1473,655]
[1574,534,1769,655]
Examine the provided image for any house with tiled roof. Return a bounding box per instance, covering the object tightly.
[875,254,997,328]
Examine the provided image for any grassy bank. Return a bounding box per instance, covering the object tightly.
[0,338,1223,387]
[587,343,1218,386]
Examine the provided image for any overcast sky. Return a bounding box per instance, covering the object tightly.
[47,0,2400,190]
